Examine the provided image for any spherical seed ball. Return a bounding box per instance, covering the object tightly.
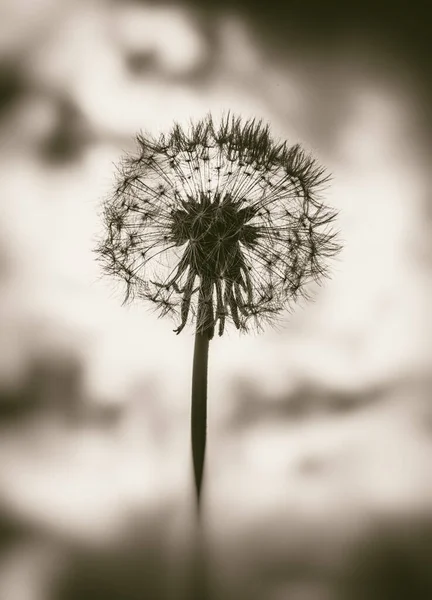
[95,113,342,338]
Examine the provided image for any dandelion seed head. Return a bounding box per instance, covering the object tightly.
[95,113,342,338]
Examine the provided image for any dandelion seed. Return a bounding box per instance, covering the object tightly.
[95,113,341,339]
[94,112,342,513]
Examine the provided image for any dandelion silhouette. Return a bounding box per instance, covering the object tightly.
[95,112,341,513]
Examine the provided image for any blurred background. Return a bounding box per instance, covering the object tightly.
[0,0,431,598]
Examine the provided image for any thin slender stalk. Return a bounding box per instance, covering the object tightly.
[190,291,212,600]
[191,293,211,515]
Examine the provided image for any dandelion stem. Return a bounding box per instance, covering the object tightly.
[191,289,211,515]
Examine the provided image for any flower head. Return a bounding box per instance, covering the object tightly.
[96,113,341,338]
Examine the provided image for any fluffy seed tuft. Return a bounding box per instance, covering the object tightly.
[95,113,342,338]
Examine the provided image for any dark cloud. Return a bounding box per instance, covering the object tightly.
[0,64,25,120]
[181,0,430,130]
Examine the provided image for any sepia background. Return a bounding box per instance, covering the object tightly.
[0,1,431,598]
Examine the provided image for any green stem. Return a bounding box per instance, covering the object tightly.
[191,290,211,514]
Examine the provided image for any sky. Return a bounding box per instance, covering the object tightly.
[0,1,431,598]
[0,0,430,404]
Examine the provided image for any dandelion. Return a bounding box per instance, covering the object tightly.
[95,112,341,513]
